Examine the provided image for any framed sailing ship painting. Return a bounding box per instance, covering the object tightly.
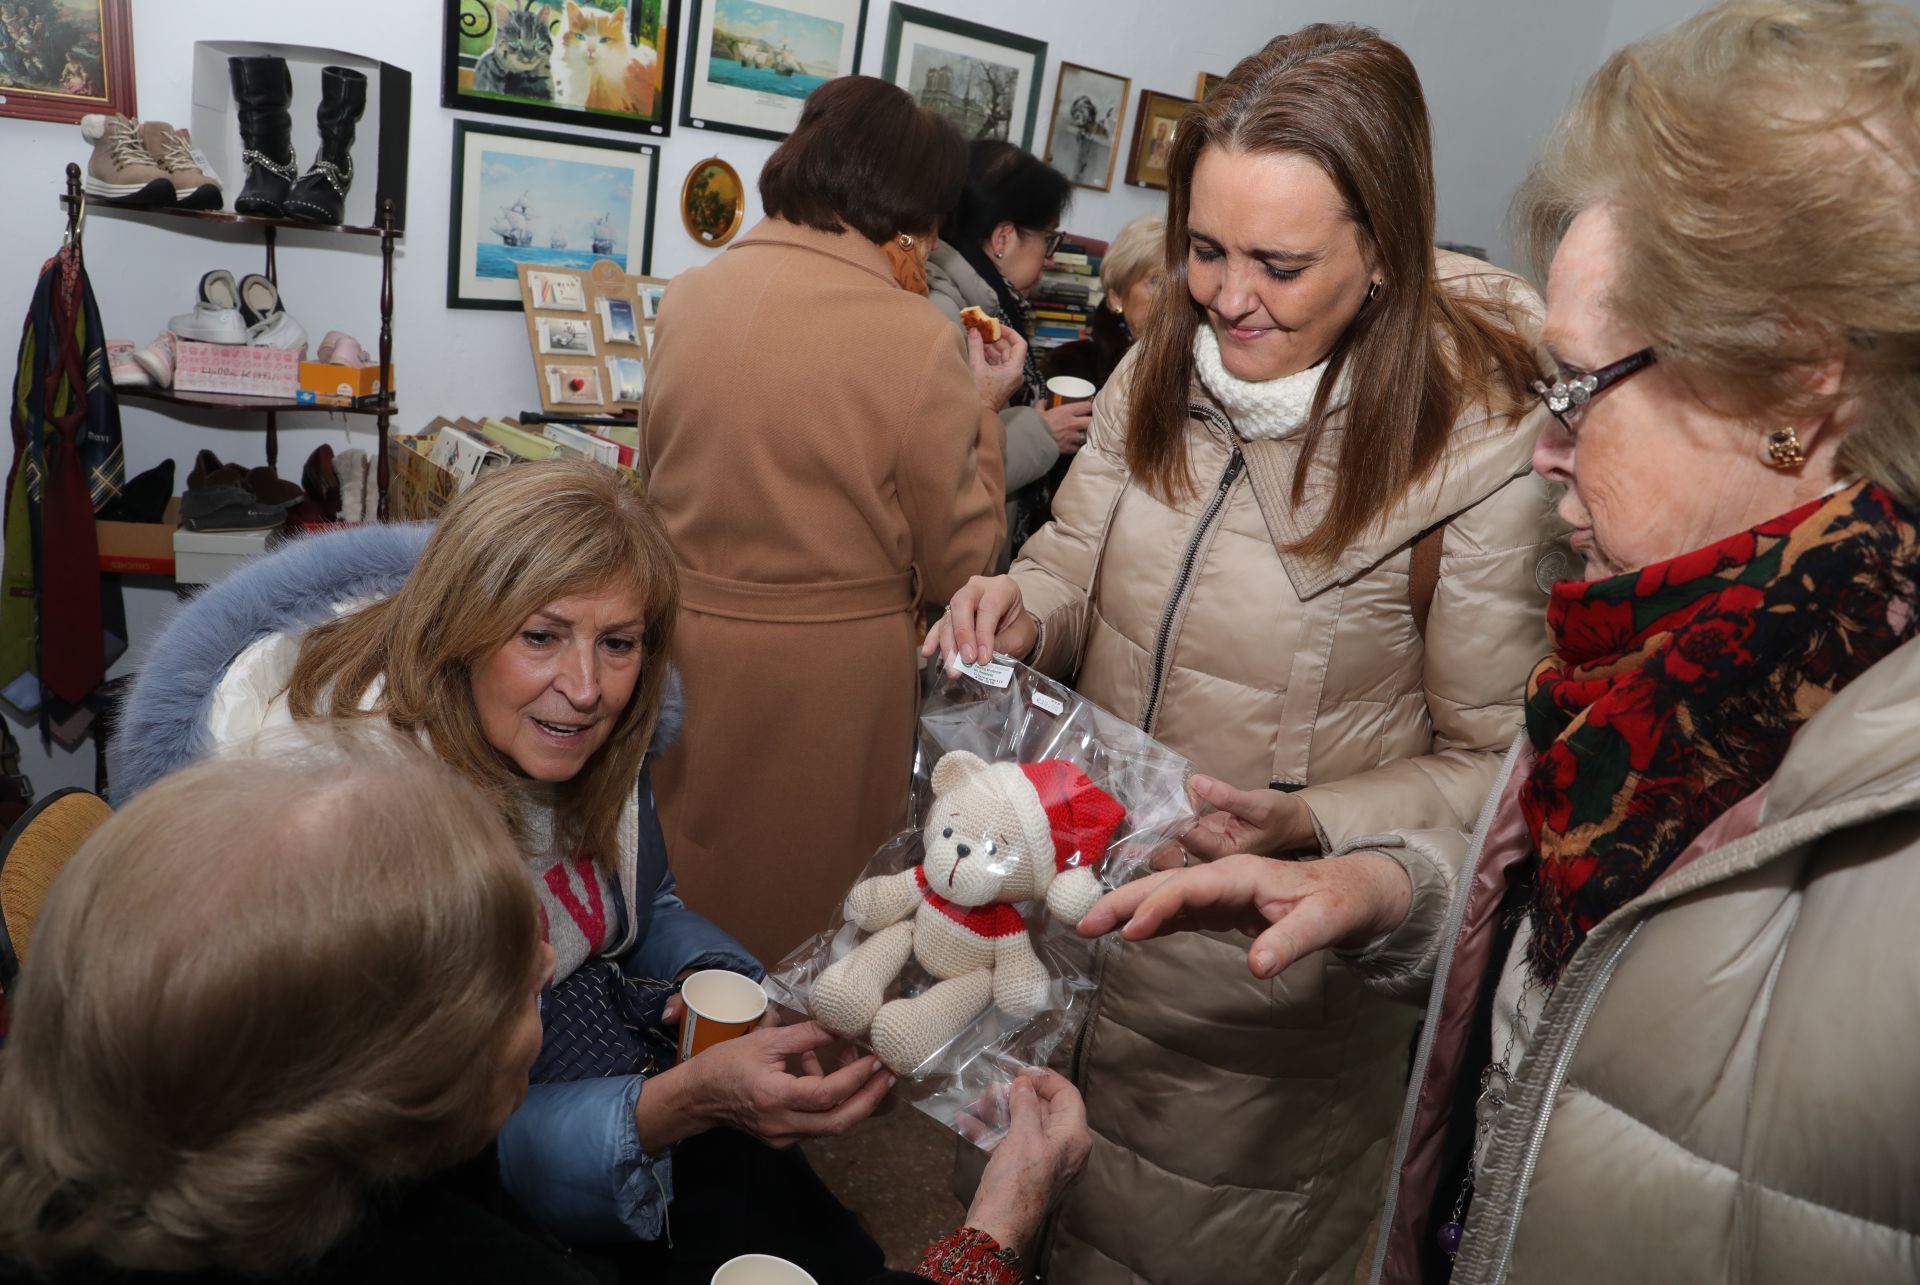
[447,119,659,310]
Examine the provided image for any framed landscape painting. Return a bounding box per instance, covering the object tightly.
[679,0,867,140]
[443,0,679,137]
[0,0,135,124]
[448,120,658,310]
[1044,62,1128,192]
[881,4,1044,150]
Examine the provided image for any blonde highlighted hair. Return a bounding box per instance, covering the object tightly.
[1514,0,1920,502]
[287,460,681,868]
[0,732,540,1274]
[1099,214,1166,309]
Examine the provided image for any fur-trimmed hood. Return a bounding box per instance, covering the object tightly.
[110,522,684,802]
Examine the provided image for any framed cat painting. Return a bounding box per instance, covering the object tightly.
[443,0,682,137]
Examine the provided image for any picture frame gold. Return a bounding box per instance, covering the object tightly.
[680,156,745,247]
[1195,71,1224,101]
[1125,89,1193,191]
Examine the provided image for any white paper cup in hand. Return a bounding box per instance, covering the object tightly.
[712,1254,819,1285]
[678,968,770,1061]
[1046,374,1097,407]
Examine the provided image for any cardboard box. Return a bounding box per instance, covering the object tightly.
[191,41,410,231]
[175,341,300,399]
[96,498,181,576]
[300,360,390,401]
[173,523,283,586]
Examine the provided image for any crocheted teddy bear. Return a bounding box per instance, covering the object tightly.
[812,751,1126,1074]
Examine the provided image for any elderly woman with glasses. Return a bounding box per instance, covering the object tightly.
[925,139,1084,561]
[1084,3,1920,1281]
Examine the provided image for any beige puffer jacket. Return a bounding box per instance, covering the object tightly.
[1362,632,1920,1285]
[1009,254,1561,1285]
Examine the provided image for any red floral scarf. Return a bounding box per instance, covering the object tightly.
[1521,481,1920,983]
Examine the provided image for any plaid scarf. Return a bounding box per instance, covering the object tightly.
[1521,481,1920,983]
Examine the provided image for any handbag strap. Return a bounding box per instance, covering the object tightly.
[1409,522,1446,641]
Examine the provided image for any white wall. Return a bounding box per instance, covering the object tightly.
[1,0,1697,791]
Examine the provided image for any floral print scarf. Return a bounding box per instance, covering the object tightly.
[1521,480,1920,983]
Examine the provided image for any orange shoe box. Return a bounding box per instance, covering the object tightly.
[96,497,181,577]
[299,360,391,401]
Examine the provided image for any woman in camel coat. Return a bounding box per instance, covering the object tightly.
[642,77,1022,966]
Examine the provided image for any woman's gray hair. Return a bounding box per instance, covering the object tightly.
[0,728,540,1275]
[1513,0,1920,502]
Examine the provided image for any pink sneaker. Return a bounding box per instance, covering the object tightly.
[131,332,179,387]
[315,330,373,367]
[107,339,151,387]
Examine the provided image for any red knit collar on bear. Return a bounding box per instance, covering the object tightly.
[914,867,1026,939]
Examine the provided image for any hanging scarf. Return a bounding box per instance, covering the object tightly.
[1520,480,1920,982]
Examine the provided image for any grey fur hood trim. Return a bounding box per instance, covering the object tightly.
[110,522,684,802]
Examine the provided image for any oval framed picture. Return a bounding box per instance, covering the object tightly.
[681,157,745,248]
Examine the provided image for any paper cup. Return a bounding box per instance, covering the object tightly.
[712,1255,818,1285]
[678,969,768,1061]
[1046,375,1097,407]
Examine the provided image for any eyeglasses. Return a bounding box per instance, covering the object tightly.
[1027,228,1065,256]
[1532,347,1657,430]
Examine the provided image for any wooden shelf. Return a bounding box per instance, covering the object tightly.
[62,194,391,239]
[117,385,395,417]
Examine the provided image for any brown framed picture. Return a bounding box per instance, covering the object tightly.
[1043,62,1128,192]
[1196,71,1224,100]
[680,156,744,247]
[0,0,136,124]
[1126,89,1193,191]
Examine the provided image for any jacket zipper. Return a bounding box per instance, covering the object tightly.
[1139,442,1244,733]
[1483,921,1643,1283]
[1366,737,1525,1285]
[1035,405,1240,1280]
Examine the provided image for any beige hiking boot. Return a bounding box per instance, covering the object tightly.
[78,113,175,206]
[140,121,224,211]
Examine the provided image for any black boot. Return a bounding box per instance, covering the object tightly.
[283,66,367,225]
[228,56,297,218]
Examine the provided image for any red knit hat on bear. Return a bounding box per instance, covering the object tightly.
[1018,760,1126,875]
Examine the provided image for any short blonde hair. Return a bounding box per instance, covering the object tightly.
[1515,0,1920,501]
[1099,214,1166,308]
[288,460,681,868]
[0,731,540,1275]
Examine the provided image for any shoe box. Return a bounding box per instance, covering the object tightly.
[297,358,391,405]
[96,497,182,576]
[173,524,284,586]
[190,40,410,231]
[174,340,300,399]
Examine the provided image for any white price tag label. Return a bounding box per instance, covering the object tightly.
[1031,691,1065,716]
[958,659,1014,689]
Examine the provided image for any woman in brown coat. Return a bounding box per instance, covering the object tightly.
[928,28,1558,1285]
[642,77,1024,966]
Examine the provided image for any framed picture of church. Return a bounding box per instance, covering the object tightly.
[880,4,1045,150]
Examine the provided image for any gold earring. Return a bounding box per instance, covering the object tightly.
[1767,427,1806,469]
[896,234,914,251]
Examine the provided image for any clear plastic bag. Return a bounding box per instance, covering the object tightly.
[764,654,1205,1147]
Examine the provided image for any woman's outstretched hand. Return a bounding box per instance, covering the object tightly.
[1076,852,1414,979]
[1168,777,1318,865]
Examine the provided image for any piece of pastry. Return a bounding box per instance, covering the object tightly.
[959,306,1002,343]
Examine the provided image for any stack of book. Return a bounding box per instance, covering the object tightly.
[1028,235,1107,353]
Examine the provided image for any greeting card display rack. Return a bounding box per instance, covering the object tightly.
[60,161,401,518]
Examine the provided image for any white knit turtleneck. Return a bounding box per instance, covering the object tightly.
[1193,324,1349,441]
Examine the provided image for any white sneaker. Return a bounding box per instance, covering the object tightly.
[107,340,151,387]
[169,303,249,343]
[247,309,308,357]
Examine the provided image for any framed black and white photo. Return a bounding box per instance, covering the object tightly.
[443,0,680,137]
[1044,62,1129,192]
[881,4,1045,149]
[679,0,867,140]
[448,120,658,310]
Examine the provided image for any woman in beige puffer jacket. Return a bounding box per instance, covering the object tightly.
[928,28,1562,1285]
